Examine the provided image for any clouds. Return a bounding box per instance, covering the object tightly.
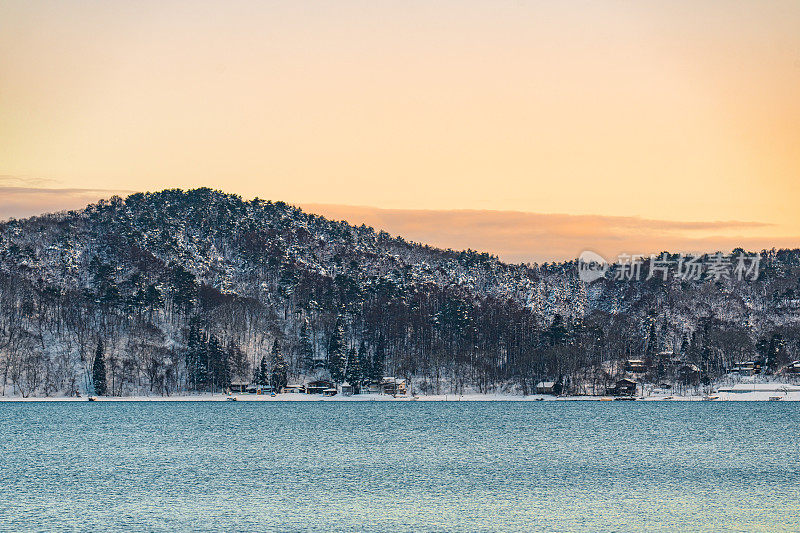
[1,185,794,263]
[0,177,131,220]
[301,204,796,263]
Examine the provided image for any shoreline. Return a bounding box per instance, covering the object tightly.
[2,392,799,402]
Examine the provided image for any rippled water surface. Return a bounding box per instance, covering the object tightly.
[1,402,798,532]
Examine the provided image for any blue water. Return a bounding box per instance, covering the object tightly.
[1,402,798,532]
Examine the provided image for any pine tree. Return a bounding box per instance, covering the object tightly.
[299,319,314,371]
[357,341,370,386]
[344,346,362,389]
[92,338,108,396]
[186,319,201,391]
[327,317,346,383]
[270,340,288,391]
[207,334,228,392]
[370,336,385,382]
[257,356,270,386]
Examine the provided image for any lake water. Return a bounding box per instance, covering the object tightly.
[1,402,798,532]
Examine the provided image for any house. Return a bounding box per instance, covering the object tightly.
[364,381,383,394]
[341,382,355,396]
[322,388,338,397]
[381,377,407,395]
[624,359,646,373]
[246,384,275,394]
[786,361,800,374]
[608,378,637,396]
[228,381,249,393]
[535,381,561,395]
[306,380,334,394]
[282,384,305,394]
[676,363,701,377]
[731,361,761,375]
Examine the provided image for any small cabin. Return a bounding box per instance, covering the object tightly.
[364,381,383,394]
[786,361,800,374]
[624,359,646,373]
[306,380,334,394]
[229,382,249,393]
[609,378,637,396]
[282,384,305,394]
[381,377,407,395]
[341,382,355,396]
[731,361,761,375]
[535,381,560,395]
[322,388,338,397]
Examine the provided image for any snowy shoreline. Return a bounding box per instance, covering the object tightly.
[2,391,799,402]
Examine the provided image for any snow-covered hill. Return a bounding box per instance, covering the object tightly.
[1,188,798,396]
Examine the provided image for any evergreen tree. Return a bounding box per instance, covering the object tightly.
[357,341,370,386]
[370,336,385,382]
[270,340,288,391]
[92,338,108,396]
[645,320,658,358]
[327,317,347,383]
[299,319,314,371]
[186,319,201,391]
[344,346,362,389]
[207,334,228,392]
[257,356,270,386]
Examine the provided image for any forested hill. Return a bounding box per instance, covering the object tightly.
[1,188,799,397]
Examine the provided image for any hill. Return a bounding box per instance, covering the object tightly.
[1,188,799,396]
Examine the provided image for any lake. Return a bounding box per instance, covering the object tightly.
[1,402,798,532]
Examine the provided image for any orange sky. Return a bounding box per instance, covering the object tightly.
[1,1,798,261]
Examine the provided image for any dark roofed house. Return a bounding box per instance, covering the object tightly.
[228,381,249,393]
[306,380,334,394]
[624,359,646,373]
[608,378,637,396]
[731,361,761,375]
[535,381,562,395]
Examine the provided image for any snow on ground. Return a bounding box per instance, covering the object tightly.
[3,388,799,402]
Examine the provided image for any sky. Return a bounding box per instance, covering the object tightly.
[1,0,798,262]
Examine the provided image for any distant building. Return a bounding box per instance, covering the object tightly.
[730,361,761,375]
[381,377,407,395]
[246,384,275,394]
[306,380,334,394]
[228,382,249,393]
[625,359,646,373]
[341,382,355,396]
[608,378,637,396]
[535,381,560,395]
[364,381,383,394]
[282,384,305,394]
[676,363,701,379]
[786,361,800,375]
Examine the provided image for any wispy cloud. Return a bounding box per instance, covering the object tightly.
[301,204,795,263]
[1,187,793,262]
[0,178,132,220]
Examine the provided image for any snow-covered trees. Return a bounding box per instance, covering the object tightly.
[270,341,288,391]
[92,339,107,396]
[0,188,799,397]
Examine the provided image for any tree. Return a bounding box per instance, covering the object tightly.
[370,336,386,382]
[270,340,288,391]
[357,341,370,386]
[92,339,108,396]
[328,317,346,383]
[207,334,228,392]
[299,319,315,371]
[344,346,362,391]
[256,356,270,386]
